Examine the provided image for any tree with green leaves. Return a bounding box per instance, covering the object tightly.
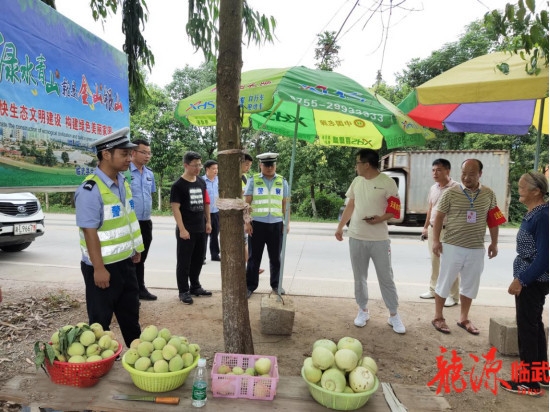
[484,0,549,73]
[314,31,341,72]
[395,20,493,89]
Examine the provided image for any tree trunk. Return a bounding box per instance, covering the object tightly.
[310,184,317,218]
[217,0,254,354]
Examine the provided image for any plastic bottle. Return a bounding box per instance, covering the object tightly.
[191,358,208,407]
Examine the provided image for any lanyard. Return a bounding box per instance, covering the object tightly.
[462,187,480,209]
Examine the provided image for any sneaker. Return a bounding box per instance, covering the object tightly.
[500,380,544,397]
[191,287,212,297]
[211,256,221,262]
[179,292,193,304]
[388,313,406,334]
[247,290,253,299]
[539,381,549,389]
[354,309,370,327]
[419,291,435,299]
[444,297,458,307]
[271,287,286,295]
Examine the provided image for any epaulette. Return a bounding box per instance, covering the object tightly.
[83,180,97,191]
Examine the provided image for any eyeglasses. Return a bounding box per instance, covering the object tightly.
[261,163,275,167]
[188,163,203,169]
[136,150,152,156]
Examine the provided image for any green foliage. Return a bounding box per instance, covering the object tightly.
[186,0,276,62]
[395,21,493,88]
[296,191,342,220]
[484,0,549,71]
[314,31,341,71]
[86,0,154,107]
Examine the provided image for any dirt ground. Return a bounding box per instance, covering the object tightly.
[0,280,548,412]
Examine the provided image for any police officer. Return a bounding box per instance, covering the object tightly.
[129,139,157,300]
[75,127,144,347]
[244,153,289,298]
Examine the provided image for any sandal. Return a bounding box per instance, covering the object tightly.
[457,320,480,335]
[432,318,450,334]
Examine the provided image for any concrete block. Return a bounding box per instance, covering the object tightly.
[260,294,295,335]
[489,317,519,355]
[489,317,549,356]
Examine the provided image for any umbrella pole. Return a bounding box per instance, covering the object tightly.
[277,105,300,298]
[534,98,545,171]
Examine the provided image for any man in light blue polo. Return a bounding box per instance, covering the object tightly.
[129,139,157,300]
[75,127,144,347]
[244,152,289,298]
[202,160,220,263]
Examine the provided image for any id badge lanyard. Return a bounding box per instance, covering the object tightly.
[463,187,480,223]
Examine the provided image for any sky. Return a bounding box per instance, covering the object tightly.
[55,0,513,89]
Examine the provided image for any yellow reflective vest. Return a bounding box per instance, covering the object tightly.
[79,174,145,265]
[250,174,284,218]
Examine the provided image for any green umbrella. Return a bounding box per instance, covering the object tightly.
[176,66,433,150]
[175,66,434,293]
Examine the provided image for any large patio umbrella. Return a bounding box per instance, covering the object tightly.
[175,66,434,294]
[413,51,549,169]
[399,90,548,136]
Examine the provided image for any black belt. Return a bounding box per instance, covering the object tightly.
[430,224,446,229]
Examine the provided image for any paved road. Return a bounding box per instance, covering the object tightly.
[0,213,521,307]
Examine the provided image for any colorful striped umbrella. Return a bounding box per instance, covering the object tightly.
[399,90,548,136]
[411,51,549,169]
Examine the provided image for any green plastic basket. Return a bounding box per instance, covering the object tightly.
[301,367,379,411]
[122,355,199,392]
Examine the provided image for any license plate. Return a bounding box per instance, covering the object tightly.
[14,223,37,235]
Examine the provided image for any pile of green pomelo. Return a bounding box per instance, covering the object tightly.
[122,325,200,373]
[303,336,378,393]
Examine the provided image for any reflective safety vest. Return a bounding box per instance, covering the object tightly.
[79,174,145,265]
[250,174,284,218]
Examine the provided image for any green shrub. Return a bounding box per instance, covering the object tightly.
[297,191,343,219]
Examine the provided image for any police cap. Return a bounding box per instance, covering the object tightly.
[257,152,279,165]
[91,127,137,152]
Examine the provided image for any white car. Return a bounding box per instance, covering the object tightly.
[0,192,45,252]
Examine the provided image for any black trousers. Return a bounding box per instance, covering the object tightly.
[203,212,220,259]
[246,221,283,291]
[516,280,549,386]
[176,228,206,293]
[81,258,141,348]
[136,219,153,291]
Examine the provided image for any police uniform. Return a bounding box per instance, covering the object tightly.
[244,153,289,296]
[75,127,144,347]
[128,160,157,300]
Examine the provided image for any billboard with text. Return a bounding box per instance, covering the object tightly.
[0,0,129,189]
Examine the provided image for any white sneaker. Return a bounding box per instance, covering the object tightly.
[354,308,370,327]
[419,291,435,299]
[388,313,406,334]
[444,297,458,307]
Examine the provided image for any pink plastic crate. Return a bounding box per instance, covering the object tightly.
[211,353,279,400]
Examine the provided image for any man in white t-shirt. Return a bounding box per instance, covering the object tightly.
[419,158,460,307]
[335,149,406,334]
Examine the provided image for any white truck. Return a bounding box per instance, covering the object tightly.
[0,192,45,252]
[379,150,511,226]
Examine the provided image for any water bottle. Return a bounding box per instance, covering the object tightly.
[191,358,208,407]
